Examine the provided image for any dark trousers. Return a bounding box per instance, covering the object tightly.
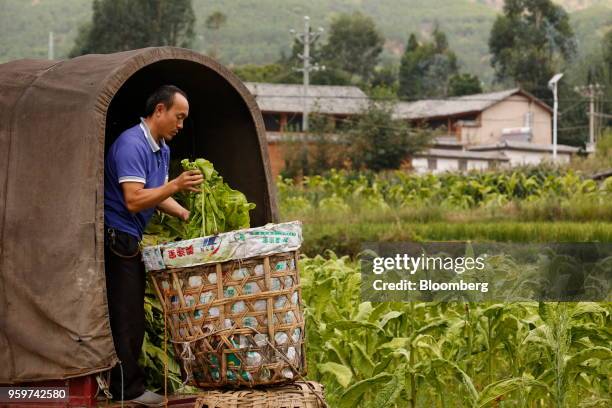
[104,227,146,401]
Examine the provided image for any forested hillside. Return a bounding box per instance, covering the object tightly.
[0,0,609,84]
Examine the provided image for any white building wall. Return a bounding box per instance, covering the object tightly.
[502,150,572,166]
[467,160,491,171]
[463,95,552,146]
[412,157,496,173]
[411,158,429,174]
[436,158,459,173]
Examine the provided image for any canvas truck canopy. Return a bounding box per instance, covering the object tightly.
[0,47,278,383]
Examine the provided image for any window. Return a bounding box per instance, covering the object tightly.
[427,158,437,170]
[459,159,467,171]
[263,114,281,131]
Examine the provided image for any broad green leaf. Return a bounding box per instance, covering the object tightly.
[349,342,376,376]
[538,302,557,325]
[410,319,449,340]
[482,304,505,319]
[476,377,550,408]
[430,358,478,403]
[379,311,404,328]
[570,303,608,319]
[371,373,403,407]
[566,347,612,374]
[328,320,383,332]
[339,373,394,408]
[379,337,410,350]
[318,362,353,388]
[354,302,374,322]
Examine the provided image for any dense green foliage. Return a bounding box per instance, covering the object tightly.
[299,222,612,258]
[449,73,484,96]
[301,254,611,407]
[278,168,612,215]
[144,158,255,244]
[278,104,434,177]
[277,167,612,255]
[139,166,612,405]
[3,1,609,86]
[344,103,434,171]
[320,12,385,83]
[398,29,459,98]
[69,0,195,57]
[488,0,576,99]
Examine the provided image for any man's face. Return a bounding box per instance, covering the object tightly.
[154,92,189,142]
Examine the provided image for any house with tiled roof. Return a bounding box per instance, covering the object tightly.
[244,83,578,175]
[244,82,368,132]
[394,88,578,172]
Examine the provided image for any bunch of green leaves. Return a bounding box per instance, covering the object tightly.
[144,158,256,243]
[141,281,184,393]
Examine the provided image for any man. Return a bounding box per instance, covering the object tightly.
[104,85,203,406]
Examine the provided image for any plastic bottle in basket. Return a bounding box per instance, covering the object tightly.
[274,332,288,345]
[246,351,262,366]
[189,276,202,287]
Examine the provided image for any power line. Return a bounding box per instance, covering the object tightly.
[558,99,585,116]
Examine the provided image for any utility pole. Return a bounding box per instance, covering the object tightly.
[575,84,604,153]
[290,16,324,132]
[48,31,54,60]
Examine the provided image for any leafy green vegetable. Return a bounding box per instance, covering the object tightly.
[144,158,255,244]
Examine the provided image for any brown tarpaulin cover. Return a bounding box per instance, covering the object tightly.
[0,47,277,382]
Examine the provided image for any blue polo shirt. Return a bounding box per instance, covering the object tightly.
[104,119,170,239]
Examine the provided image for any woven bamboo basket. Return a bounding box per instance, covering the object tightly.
[150,250,306,387]
[194,381,327,408]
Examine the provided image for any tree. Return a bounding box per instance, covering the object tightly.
[320,12,384,83]
[595,29,612,129]
[276,29,354,86]
[70,0,195,57]
[276,30,325,84]
[347,102,433,171]
[280,113,348,178]
[488,0,575,99]
[448,73,483,96]
[551,28,612,147]
[398,27,459,99]
[370,63,399,91]
[205,11,227,58]
[205,11,227,30]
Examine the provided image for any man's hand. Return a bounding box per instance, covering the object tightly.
[158,197,190,221]
[179,209,190,221]
[172,170,203,192]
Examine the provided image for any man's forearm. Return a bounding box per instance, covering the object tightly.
[157,197,189,219]
[124,181,178,213]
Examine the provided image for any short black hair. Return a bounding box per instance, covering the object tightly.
[144,85,188,117]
